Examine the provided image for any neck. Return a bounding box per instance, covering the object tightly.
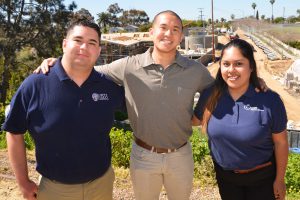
[152,48,176,69]
[61,59,92,87]
[228,84,249,101]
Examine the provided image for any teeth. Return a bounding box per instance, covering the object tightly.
[228,76,238,80]
[162,40,172,44]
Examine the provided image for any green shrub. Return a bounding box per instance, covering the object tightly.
[0,132,6,149]
[0,103,6,148]
[24,132,35,150]
[190,127,210,163]
[285,41,300,50]
[110,127,133,168]
[194,155,217,186]
[286,153,300,195]
[190,128,216,185]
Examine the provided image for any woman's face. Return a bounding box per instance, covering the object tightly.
[220,46,252,94]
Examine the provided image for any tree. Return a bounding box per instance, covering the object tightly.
[220,17,226,24]
[107,3,123,16]
[138,24,152,32]
[231,14,235,20]
[0,0,76,104]
[107,3,123,27]
[207,18,212,24]
[261,15,265,20]
[256,10,259,20]
[73,8,94,21]
[270,0,275,22]
[297,9,300,17]
[97,12,110,33]
[120,9,149,26]
[274,17,284,24]
[251,3,257,18]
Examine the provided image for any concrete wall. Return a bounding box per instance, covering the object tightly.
[185,35,218,50]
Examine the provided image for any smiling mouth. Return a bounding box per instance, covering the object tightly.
[78,54,88,57]
[161,40,172,44]
[228,75,239,80]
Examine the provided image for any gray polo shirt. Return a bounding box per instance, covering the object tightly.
[95,48,214,148]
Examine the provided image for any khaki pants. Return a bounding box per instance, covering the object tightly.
[37,166,114,200]
[130,141,194,200]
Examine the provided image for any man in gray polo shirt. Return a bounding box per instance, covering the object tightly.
[37,10,213,200]
[96,10,213,200]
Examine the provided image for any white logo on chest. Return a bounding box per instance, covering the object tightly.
[244,104,264,112]
[92,93,109,101]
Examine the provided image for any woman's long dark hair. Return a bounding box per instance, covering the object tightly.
[202,39,262,132]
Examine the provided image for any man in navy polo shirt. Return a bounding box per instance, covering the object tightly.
[2,19,124,200]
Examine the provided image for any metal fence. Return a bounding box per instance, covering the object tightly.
[288,129,300,148]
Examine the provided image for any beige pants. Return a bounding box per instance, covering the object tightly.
[130,142,194,200]
[37,166,114,200]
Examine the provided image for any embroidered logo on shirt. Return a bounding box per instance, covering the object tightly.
[92,93,109,101]
[244,104,264,112]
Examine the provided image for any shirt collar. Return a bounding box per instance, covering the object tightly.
[140,47,189,69]
[225,84,256,99]
[54,57,102,83]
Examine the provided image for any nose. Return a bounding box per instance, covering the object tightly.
[80,43,88,49]
[165,29,173,36]
[228,64,235,72]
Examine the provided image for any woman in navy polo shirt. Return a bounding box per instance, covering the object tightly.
[193,39,288,200]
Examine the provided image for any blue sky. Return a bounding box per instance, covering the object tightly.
[64,0,300,21]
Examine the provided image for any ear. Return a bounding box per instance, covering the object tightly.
[180,33,184,43]
[149,27,154,36]
[62,39,67,53]
[97,46,101,57]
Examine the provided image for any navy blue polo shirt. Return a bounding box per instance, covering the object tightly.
[194,85,287,170]
[3,58,125,184]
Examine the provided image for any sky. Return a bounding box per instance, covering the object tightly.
[64,0,300,21]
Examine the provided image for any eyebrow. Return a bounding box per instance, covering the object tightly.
[73,36,98,44]
[221,59,246,64]
[159,23,181,29]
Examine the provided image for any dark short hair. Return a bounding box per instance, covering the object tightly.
[152,10,183,30]
[66,20,102,45]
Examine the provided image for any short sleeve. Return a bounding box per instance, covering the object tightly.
[270,93,287,133]
[94,57,129,86]
[2,80,31,134]
[194,86,213,120]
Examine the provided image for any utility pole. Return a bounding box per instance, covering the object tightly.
[198,8,206,49]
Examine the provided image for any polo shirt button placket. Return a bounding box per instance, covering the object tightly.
[232,102,239,124]
[78,99,83,107]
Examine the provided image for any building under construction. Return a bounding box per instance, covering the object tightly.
[97,32,153,65]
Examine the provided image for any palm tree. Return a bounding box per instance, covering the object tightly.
[297,9,300,17]
[270,0,275,22]
[97,12,110,33]
[252,3,257,18]
[231,14,235,20]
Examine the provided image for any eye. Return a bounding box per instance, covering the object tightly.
[73,39,82,44]
[160,26,167,30]
[89,42,97,46]
[235,62,243,67]
[222,62,229,67]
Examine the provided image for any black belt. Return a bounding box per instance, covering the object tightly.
[134,136,187,153]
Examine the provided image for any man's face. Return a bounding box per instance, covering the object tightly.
[150,13,183,54]
[62,25,101,69]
